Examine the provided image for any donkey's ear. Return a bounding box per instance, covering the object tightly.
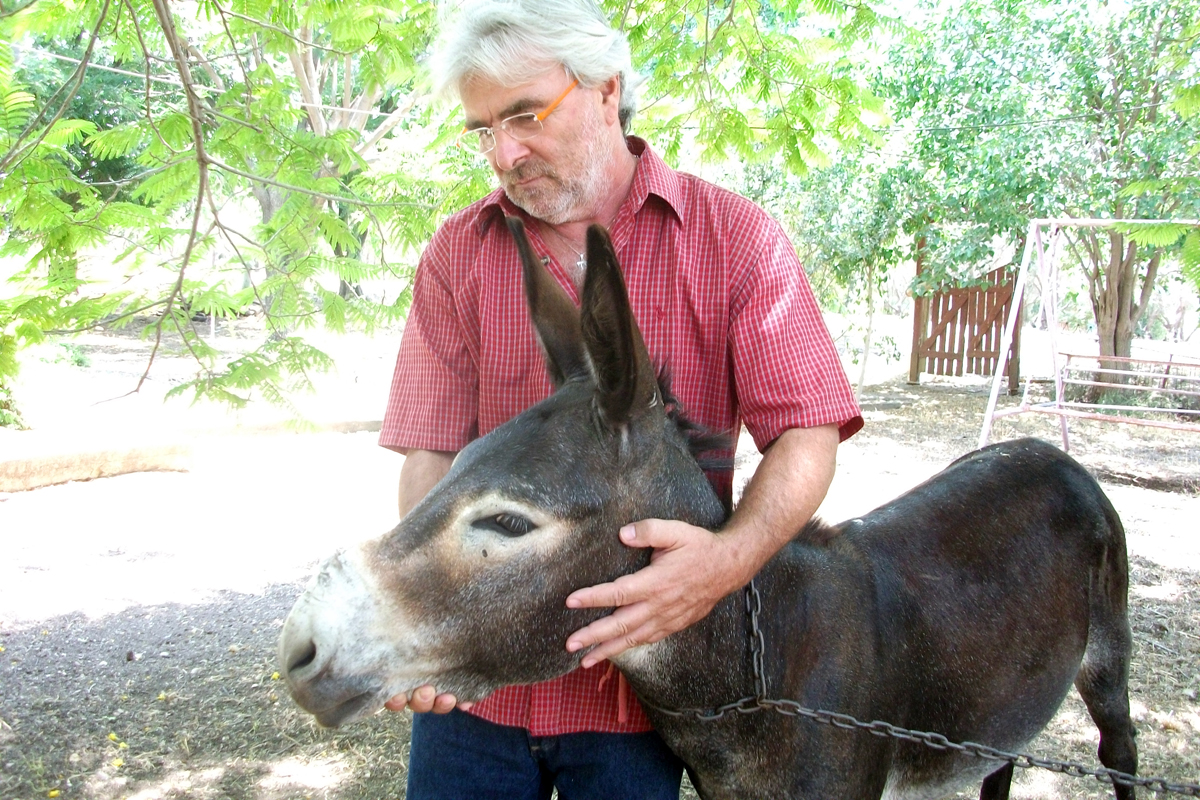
[580,225,659,427]
[507,217,589,387]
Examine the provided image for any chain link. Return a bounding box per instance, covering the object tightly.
[645,582,1200,797]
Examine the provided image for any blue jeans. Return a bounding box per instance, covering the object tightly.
[406,709,685,800]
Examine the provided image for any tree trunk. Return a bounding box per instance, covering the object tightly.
[249,182,291,335]
[1082,228,1161,394]
[856,261,875,399]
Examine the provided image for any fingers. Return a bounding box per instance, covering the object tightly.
[582,626,664,667]
[565,571,639,611]
[568,598,699,667]
[565,567,670,640]
[617,519,683,550]
[566,604,638,657]
[565,520,735,665]
[564,520,686,611]
[382,685,461,714]
[568,602,679,668]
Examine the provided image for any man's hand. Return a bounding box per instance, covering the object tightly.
[563,425,841,666]
[384,686,472,714]
[564,520,747,667]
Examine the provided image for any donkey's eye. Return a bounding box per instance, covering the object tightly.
[472,513,537,537]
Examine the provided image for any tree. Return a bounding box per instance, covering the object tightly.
[1054,0,1200,369]
[0,0,889,424]
[0,0,449,418]
[16,40,145,196]
[878,0,1062,292]
[881,0,1200,370]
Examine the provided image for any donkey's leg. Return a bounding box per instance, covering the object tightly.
[979,762,1013,800]
[1076,652,1138,800]
[1075,565,1138,800]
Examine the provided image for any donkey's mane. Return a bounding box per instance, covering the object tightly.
[655,366,733,473]
[657,366,842,547]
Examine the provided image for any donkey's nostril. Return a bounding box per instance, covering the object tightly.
[288,641,318,674]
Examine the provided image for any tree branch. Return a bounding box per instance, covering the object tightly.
[342,54,352,127]
[45,300,170,335]
[142,0,215,392]
[204,156,428,209]
[287,45,326,136]
[213,5,254,106]
[211,3,355,55]
[347,85,384,133]
[356,92,422,157]
[0,0,43,19]
[186,42,227,93]
[121,0,183,156]
[1133,250,1161,327]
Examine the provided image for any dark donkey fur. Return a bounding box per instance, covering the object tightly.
[279,218,1138,799]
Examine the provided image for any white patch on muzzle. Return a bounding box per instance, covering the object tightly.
[280,543,443,724]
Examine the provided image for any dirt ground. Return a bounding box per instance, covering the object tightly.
[1,327,1198,800]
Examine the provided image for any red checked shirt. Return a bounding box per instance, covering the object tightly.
[380,137,863,735]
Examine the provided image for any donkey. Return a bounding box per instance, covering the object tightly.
[279,218,1138,799]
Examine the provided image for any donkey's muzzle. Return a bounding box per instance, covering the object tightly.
[279,621,388,727]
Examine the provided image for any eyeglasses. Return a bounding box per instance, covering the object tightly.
[458,79,579,155]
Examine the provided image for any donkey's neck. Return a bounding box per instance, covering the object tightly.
[614,593,750,710]
[612,552,809,711]
[613,531,863,713]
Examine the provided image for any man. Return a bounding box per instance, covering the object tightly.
[378,0,863,796]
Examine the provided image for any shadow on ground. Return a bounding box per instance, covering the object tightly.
[0,583,413,800]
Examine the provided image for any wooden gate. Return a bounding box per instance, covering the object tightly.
[909,264,1021,393]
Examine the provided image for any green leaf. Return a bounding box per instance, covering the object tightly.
[1175,85,1200,119]
[1182,229,1200,291]
[1120,179,1166,197]
[1115,222,1189,248]
[0,0,892,412]
[42,118,98,148]
[0,87,35,132]
[86,124,147,160]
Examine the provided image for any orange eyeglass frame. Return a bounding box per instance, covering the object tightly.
[459,78,580,145]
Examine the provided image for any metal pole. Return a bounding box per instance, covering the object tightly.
[979,221,1037,448]
[1042,227,1069,451]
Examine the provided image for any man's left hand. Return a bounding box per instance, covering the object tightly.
[564,520,746,667]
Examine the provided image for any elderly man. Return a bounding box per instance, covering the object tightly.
[378,0,863,796]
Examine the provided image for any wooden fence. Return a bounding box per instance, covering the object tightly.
[909,265,1021,394]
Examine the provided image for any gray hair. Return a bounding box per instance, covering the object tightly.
[430,0,643,132]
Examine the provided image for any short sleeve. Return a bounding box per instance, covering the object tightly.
[728,221,863,450]
[379,230,480,454]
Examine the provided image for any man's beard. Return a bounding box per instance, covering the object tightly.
[499,121,615,225]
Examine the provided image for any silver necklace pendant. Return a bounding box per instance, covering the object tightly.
[576,252,587,272]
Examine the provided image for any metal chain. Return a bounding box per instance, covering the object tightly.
[746,579,767,699]
[645,582,1200,798]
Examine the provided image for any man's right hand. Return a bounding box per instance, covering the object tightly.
[384,685,470,714]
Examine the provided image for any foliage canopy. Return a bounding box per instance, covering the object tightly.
[0,0,887,421]
[805,0,1200,363]
[4,0,1197,424]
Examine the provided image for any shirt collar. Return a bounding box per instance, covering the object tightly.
[475,136,683,235]
[624,136,683,224]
